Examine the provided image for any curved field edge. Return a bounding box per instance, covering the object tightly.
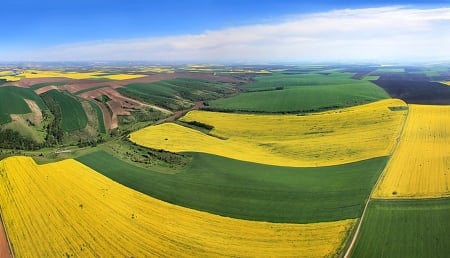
[373,104,450,199]
[88,101,106,133]
[0,86,47,125]
[40,90,88,132]
[76,151,387,223]
[0,156,355,257]
[206,73,390,113]
[350,199,450,258]
[130,98,407,167]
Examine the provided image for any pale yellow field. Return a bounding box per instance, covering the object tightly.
[139,67,175,73]
[373,104,450,199]
[0,75,21,81]
[0,69,146,81]
[0,157,355,257]
[442,81,450,86]
[130,99,407,167]
[0,71,12,76]
[99,73,146,80]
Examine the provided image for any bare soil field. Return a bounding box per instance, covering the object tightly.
[79,87,170,129]
[4,77,73,88]
[373,79,450,104]
[0,212,12,258]
[23,99,43,125]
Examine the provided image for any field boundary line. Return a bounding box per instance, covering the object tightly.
[0,206,14,258]
[343,103,410,258]
[372,196,450,201]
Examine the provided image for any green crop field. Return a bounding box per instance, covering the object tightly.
[30,81,68,90]
[88,101,106,133]
[207,73,389,113]
[76,151,387,223]
[0,86,47,124]
[350,199,450,258]
[42,90,88,131]
[118,78,235,110]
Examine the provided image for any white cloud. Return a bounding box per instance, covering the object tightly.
[4,6,450,62]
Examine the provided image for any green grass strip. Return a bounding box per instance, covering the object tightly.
[77,151,387,223]
[88,101,106,133]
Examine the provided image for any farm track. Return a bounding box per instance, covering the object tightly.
[158,101,205,124]
[343,104,410,258]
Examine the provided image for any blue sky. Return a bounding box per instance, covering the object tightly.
[2,0,450,62]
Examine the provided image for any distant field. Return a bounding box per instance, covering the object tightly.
[350,199,450,258]
[131,99,407,167]
[77,150,386,223]
[0,86,46,124]
[0,69,146,81]
[373,79,450,104]
[41,90,88,131]
[207,73,389,112]
[371,67,405,73]
[373,104,450,199]
[0,156,355,257]
[30,81,68,90]
[118,78,235,110]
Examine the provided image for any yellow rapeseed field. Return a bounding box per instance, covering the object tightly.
[99,73,146,80]
[442,81,450,86]
[373,104,450,199]
[0,156,355,257]
[0,71,12,76]
[0,70,146,81]
[130,99,407,167]
[139,67,175,73]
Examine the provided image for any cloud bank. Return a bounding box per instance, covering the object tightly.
[4,6,450,62]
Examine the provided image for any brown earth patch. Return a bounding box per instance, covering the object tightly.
[5,77,73,88]
[78,87,172,129]
[61,80,112,94]
[34,85,59,95]
[23,99,43,125]
[107,72,246,88]
[0,210,13,258]
[91,101,113,131]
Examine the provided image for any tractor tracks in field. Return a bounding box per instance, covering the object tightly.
[343,104,410,258]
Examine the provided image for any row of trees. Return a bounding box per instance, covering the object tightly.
[0,129,43,150]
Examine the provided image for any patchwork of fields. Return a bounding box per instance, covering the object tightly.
[1,66,450,257]
[207,73,390,112]
[130,99,407,167]
[0,157,355,257]
[373,104,450,198]
[117,78,237,110]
